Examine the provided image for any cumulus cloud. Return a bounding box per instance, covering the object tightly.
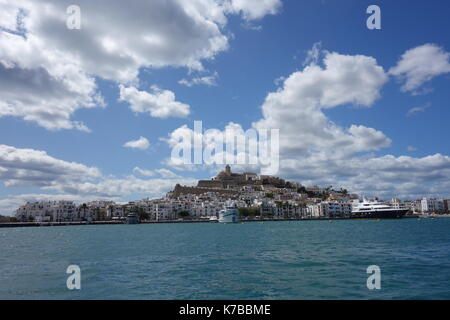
[4,0,230,82]
[224,0,282,20]
[389,44,450,93]
[250,50,450,198]
[0,145,198,214]
[166,51,391,166]
[0,0,280,130]
[253,51,390,157]
[119,85,190,118]
[0,144,100,188]
[164,48,450,198]
[280,153,450,199]
[0,31,103,131]
[166,49,392,168]
[123,137,150,150]
[162,121,267,172]
[48,176,197,199]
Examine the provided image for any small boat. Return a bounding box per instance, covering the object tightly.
[126,213,140,224]
[218,202,240,223]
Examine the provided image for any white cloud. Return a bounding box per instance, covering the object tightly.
[407,102,431,117]
[163,48,450,198]
[179,72,218,87]
[407,146,417,152]
[0,0,281,130]
[0,144,101,188]
[133,167,179,179]
[155,168,180,179]
[123,137,150,150]
[166,51,390,171]
[0,172,199,215]
[119,85,190,118]
[0,144,199,214]
[273,76,285,86]
[0,1,24,31]
[252,50,450,198]
[253,51,390,158]
[133,167,155,177]
[303,42,323,66]
[389,44,450,93]
[48,175,197,199]
[6,0,231,82]
[0,31,104,131]
[166,51,391,165]
[225,0,282,20]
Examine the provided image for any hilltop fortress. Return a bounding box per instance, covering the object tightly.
[171,165,288,198]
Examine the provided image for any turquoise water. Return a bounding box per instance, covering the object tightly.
[1,219,450,300]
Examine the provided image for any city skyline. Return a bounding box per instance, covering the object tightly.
[2,0,450,216]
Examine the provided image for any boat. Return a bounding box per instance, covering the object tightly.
[218,203,240,223]
[209,216,219,222]
[352,199,409,219]
[125,213,140,224]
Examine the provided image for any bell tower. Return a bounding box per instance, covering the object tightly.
[225,165,231,175]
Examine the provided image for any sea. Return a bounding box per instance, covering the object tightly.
[1,218,450,300]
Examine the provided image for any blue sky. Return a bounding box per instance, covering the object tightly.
[1,0,450,214]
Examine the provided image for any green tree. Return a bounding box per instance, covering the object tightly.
[178,210,190,218]
[138,211,150,221]
[238,208,250,217]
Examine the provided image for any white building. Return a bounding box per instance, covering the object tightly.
[16,201,77,222]
[421,198,444,214]
[323,202,353,218]
[306,202,352,218]
[106,204,126,219]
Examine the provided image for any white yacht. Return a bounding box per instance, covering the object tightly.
[218,202,240,223]
[352,199,409,219]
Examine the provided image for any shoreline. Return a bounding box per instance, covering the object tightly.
[0,214,443,229]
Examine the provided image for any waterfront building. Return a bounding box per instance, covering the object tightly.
[306,204,323,218]
[407,200,422,213]
[322,201,353,218]
[421,198,445,214]
[106,204,126,219]
[11,166,448,223]
[15,201,77,222]
[443,199,450,213]
[388,198,409,211]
